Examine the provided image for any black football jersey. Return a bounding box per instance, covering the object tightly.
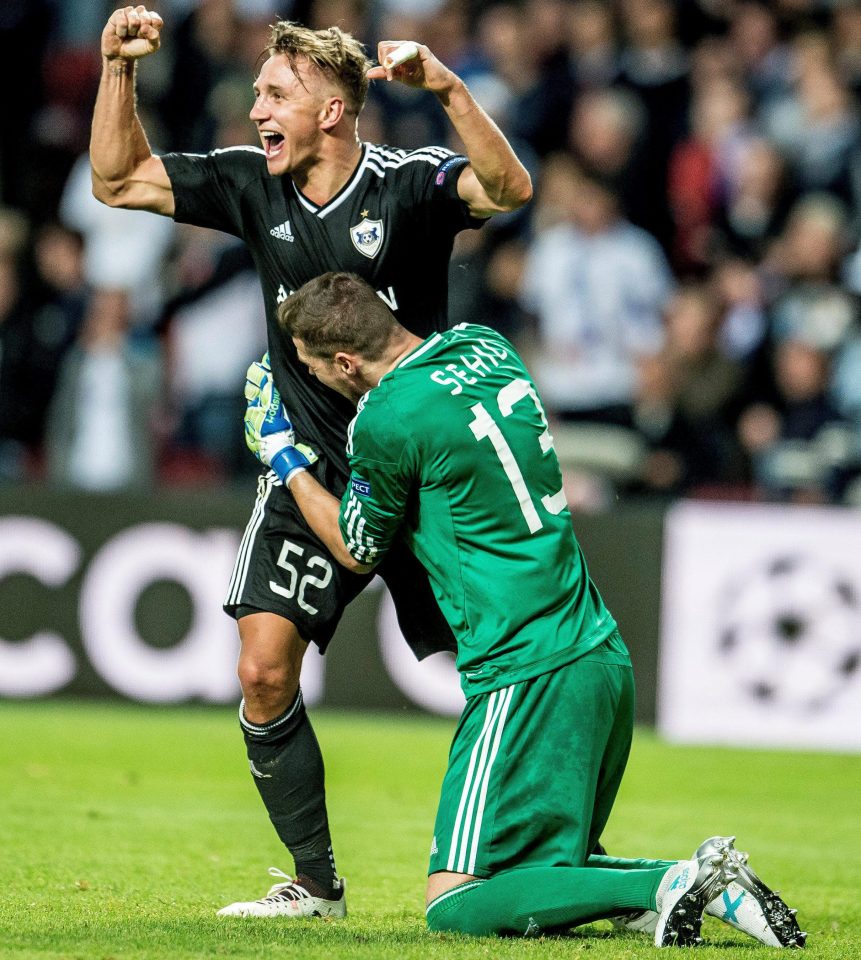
[161,142,482,485]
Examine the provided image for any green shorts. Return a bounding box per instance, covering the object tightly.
[428,631,634,878]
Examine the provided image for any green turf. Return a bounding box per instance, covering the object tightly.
[0,702,858,959]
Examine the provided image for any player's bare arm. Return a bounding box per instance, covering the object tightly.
[90,6,174,215]
[368,43,533,219]
[288,472,376,575]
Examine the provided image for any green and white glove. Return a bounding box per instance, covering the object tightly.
[244,352,274,460]
[244,352,318,485]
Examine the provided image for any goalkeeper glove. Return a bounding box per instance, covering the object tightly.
[244,352,317,486]
[244,352,273,460]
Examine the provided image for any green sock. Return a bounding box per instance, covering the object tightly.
[426,865,669,937]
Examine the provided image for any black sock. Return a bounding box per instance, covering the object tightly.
[240,689,340,894]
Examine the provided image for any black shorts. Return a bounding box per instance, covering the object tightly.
[224,471,456,659]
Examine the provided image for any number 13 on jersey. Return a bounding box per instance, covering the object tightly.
[468,378,567,534]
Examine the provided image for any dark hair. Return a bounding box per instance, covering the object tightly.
[278,273,397,360]
[263,22,370,115]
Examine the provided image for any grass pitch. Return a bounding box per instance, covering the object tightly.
[0,702,858,959]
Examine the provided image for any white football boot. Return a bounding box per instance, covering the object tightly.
[610,908,659,935]
[654,843,736,947]
[217,868,346,918]
[696,836,806,948]
[614,836,806,948]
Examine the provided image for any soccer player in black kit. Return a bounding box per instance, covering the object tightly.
[90,5,532,916]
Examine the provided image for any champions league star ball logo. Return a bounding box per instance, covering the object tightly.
[716,555,861,713]
[350,217,384,259]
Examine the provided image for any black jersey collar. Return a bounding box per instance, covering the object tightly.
[290,144,369,220]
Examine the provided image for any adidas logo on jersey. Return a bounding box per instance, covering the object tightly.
[269,220,294,242]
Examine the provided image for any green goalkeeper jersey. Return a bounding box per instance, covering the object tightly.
[338,323,618,697]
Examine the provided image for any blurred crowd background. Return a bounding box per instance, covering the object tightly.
[2,0,861,508]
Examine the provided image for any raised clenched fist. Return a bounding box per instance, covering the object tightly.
[102,6,163,61]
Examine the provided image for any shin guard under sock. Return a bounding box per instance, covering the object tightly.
[240,690,339,894]
[587,853,675,871]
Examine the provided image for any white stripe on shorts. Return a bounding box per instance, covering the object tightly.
[467,685,514,874]
[226,472,276,606]
[446,685,515,873]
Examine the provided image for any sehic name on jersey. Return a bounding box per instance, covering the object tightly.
[429,337,511,395]
[276,283,399,312]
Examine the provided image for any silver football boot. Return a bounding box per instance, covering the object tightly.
[654,840,737,947]
[696,836,806,948]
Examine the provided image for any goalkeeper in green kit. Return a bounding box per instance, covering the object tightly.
[243,272,804,948]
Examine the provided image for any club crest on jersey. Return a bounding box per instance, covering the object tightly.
[350,217,384,259]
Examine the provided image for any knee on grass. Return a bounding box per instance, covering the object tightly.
[425,880,501,937]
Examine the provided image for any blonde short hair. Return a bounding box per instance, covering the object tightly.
[265,21,371,115]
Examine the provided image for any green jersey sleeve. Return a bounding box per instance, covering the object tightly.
[337,395,415,566]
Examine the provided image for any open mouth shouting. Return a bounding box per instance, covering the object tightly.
[261,131,285,159]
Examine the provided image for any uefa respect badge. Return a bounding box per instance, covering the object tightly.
[351,476,372,497]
